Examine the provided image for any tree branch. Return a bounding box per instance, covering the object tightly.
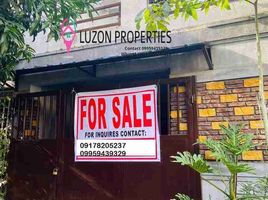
[244,0,254,5]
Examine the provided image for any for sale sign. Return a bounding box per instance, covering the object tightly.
[74,85,160,162]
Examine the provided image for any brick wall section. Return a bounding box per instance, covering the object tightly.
[170,86,188,135]
[196,77,268,161]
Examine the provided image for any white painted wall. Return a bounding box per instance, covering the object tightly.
[201,162,268,200]
[24,0,268,55]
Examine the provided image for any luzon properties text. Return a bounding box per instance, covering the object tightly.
[80,30,172,44]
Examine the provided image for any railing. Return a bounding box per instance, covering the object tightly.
[76,1,121,32]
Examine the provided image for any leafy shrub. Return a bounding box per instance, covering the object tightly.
[171,124,268,200]
[0,129,10,200]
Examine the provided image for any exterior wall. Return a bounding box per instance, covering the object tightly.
[18,14,268,71]
[196,77,268,199]
[201,162,268,199]
[169,76,268,161]
[170,38,268,82]
[16,37,268,92]
[22,0,268,55]
[171,76,268,199]
[196,77,268,161]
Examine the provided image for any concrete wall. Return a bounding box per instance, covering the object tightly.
[22,0,268,55]
[17,35,268,91]
[17,1,268,87]
[170,38,268,82]
[201,162,268,199]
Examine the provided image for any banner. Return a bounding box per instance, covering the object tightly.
[74,85,160,162]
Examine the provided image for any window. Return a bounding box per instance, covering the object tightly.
[13,94,57,140]
[158,79,189,135]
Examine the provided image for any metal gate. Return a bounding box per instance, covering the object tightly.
[8,76,201,200]
[7,91,60,200]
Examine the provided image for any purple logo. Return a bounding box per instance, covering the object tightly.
[60,18,77,53]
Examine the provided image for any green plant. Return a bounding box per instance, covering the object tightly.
[171,124,268,200]
[174,193,194,200]
[0,129,10,200]
[0,97,12,200]
[240,176,268,200]
[0,0,100,85]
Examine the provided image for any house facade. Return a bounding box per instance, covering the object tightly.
[9,0,268,199]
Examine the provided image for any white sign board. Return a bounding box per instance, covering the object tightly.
[74,85,160,162]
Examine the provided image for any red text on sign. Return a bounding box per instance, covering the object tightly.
[79,93,153,130]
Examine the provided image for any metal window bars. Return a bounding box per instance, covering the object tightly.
[14,94,57,140]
